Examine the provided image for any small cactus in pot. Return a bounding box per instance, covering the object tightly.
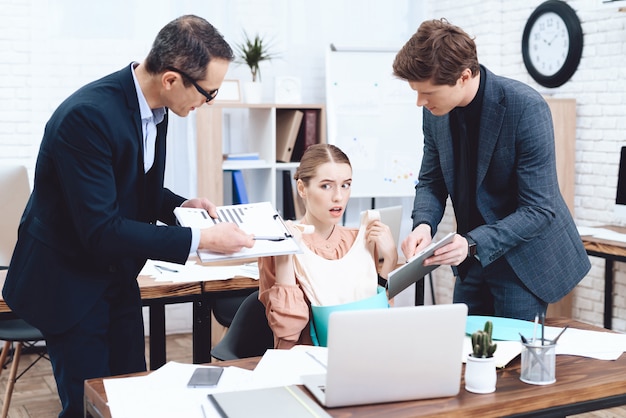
[470,320,498,358]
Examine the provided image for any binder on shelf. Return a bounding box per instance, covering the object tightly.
[281,170,296,220]
[291,109,319,162]
[231,170,249,204]
[173,202,302,262]
[276,110,303,163]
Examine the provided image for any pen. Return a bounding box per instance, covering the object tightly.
[200,404,207,418]
[520,333,551,377]
[551,325,569,344]
[532,313,539,343]
[154,265,179,274]
[253,236,287,241]
[540,312,545,346]
[306,351,327,370]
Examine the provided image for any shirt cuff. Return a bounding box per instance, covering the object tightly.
[189,228,200,253]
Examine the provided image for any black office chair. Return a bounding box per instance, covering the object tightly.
[211,290,274,361]
[213,288,258,329]
[0,317,49,418]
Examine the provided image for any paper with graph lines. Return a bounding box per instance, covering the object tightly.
[174,202,301,262]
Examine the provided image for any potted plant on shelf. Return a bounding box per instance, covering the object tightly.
[235,31,278,103]
[465,320,498,394]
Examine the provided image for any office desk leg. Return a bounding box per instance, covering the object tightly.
[149,305,166,370]
[193,297,212,364]
[605,259,614,330]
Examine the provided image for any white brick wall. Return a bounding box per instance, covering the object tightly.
[2,0,626,332]
[1,0,32,167]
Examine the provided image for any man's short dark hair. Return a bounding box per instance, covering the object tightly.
[393,18,479,86]
[145,15,234,82]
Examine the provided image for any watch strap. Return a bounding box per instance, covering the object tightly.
[465,235,478,259]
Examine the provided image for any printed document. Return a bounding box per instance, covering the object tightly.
[174,202,301,262]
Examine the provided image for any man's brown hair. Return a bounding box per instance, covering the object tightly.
[393,18,479,86]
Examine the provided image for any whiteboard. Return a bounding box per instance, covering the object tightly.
[325,47,423,198]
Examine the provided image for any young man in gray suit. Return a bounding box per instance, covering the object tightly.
[394,19,590,321]
[3,15,254,418]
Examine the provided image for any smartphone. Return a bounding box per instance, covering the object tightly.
[187,366,224,388]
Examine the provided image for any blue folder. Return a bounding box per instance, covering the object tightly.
[232,170,249,204]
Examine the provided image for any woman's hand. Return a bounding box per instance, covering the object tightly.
[366,220,398,277]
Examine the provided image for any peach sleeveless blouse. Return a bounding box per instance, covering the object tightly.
[293,210,380,306]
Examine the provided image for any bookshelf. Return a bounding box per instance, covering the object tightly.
[544,97,576,319]
[195,103,326,213]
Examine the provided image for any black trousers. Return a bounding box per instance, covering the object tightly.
[44,280,146,418]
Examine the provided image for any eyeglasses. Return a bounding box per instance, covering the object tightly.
[166,66,218,103]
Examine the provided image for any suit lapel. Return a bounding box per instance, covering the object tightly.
[476,69,505,188]
[118,65,148,209]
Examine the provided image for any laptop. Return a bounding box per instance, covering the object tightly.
[301,303,468,408]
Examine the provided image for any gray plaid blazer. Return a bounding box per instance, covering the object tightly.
[411,66,590,303]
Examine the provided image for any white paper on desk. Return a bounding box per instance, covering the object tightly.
[174,202,302,262]
[250,348,328,387]
[577,226,626,243]
[462,326,626,365]
[141,259,259,282]
[140,259,190,278]
[103,362,254,418]
[544,326,626,360]
[577,226,601,237]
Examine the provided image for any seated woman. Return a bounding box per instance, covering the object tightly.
[258,143,398,349]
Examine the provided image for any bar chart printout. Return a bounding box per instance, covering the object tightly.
[174,202,302,262]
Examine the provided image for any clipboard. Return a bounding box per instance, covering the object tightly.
[174,202,302,262]
[387,232,456,298]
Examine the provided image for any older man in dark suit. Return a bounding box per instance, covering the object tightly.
[3,15,254,418]
[394,19,590,321]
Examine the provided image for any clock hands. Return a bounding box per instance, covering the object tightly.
[542,33,559,46]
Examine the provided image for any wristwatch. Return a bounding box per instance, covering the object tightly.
[465,235,478,260]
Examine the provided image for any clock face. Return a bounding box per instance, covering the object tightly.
[275,76,302,104]
[527,12,569,77]
[522,0,583,88]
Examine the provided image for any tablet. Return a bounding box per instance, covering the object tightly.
[387,232,456,298]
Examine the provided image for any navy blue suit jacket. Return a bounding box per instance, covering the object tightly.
[411,67,590,303]
[3,65,192,334]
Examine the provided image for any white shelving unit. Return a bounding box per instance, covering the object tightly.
[195,103,326,210]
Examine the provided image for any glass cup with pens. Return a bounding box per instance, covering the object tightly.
[519,313,568,385]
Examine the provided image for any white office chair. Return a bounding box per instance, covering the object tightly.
[0,165,30,266]
[0,164,49,418]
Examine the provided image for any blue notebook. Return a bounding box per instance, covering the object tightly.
[466,315,535,341]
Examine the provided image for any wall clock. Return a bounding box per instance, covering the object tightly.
[275,76,302,104]
[522,0,583,88]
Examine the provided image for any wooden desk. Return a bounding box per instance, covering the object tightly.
[0,263,259,370]
[84,318,626,418]
[581,225,626,329]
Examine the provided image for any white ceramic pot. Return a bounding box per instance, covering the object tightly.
[242,81,263,103]
[464,355,497,394]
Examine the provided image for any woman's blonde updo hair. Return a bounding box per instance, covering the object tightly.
[293,144,351,186]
